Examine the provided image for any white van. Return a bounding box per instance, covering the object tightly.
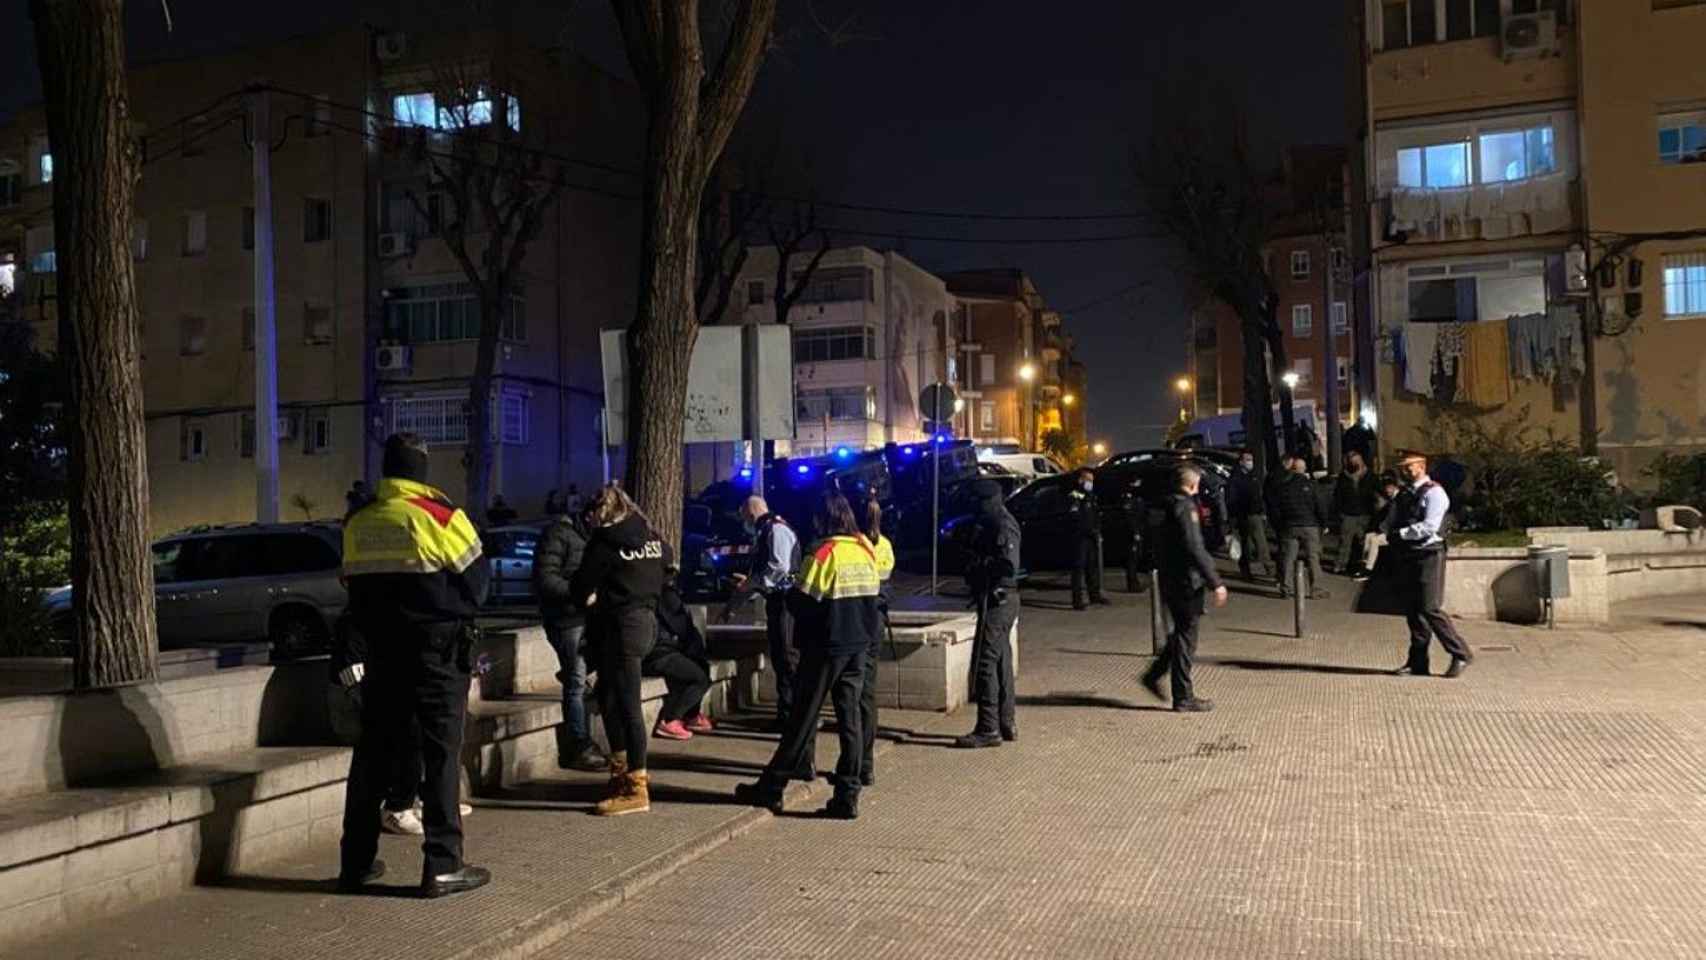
[976,448,1067,480]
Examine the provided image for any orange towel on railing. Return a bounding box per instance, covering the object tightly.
[1459,320,1511,408]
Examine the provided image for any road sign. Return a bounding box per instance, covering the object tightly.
[919,383,957,424]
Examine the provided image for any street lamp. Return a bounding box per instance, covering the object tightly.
[1061,393,1075,406]
[1282,371,1301,391]
[1091,441,1108,458]
[1174,376,1191,395]
[1018,362,1036,382]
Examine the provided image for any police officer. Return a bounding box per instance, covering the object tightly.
[1387,451,1473,678]
[1226,449,1271,581]
[956,479,1022,748]
[730,496,801,730]
[1068,467,1110,609]
[338,433,491,898]
[1141,464,1228,713]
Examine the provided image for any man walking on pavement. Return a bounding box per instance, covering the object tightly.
[1068,467,1110,609]
[1227,449,1270,581]
[1387,451,1474,678]
[338,433,491,898]
[729,496,801,730]
[1273,455,1330,600]
[957,479,1022,747]
[1142,464,1228,712]
[1333,451,1378,577]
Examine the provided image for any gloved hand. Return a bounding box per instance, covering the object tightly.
[338,662,365,688]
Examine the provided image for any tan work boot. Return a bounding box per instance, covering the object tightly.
[603,755,629,801]
[595,770,650,817]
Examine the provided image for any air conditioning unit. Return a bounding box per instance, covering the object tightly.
[375,33,407,62]
[378,232,414,259]
[376,344,412,372]
[1501,12,1556,62]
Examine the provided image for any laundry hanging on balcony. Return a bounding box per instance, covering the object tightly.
[1506,305,1587,384]
[1458,320,1512,409]
[1389,173,1571,241]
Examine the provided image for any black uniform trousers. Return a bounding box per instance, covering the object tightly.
[765,593,799,726]
[761,645,866,801]
[1071,534,1105,604]
[858,606,891,778]
[1145,581,1205,702]
[598,606,658,770]
[340,624,470,882]
[971,593,1020,736]
[1399,548,1472,671]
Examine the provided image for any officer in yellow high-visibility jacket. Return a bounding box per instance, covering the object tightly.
[857,492,894,786]
[735,492,880,819]
[337,434,491,899]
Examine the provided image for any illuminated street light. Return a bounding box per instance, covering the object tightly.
[1282,371,1301,390]
[953,397,965,413]
[1091,441,1108,457]
[1018,362,1037,382]
[1174,376,1191,394]
[1062,393,1076,406]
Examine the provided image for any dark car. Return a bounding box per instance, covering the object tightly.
[680,501,754,601]
[481,523,547,604]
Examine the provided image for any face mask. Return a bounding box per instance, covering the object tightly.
[1081,480,1093,492]
[1240,461,1253,472]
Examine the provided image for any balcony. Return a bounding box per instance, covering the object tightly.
[1381,174,1578,246]
[1370,31,1576,123]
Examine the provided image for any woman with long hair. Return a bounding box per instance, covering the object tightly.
[571,484,666,816]
[857,493,895,785]
[735,491,881,819]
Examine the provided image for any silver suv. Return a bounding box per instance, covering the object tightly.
[44,522,347,658]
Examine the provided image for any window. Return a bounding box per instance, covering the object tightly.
[304,304,333,345]
[1337,357,1352,389]
[1658,113,1706,165]
[153,541,190,584]
[1477,126,1556,183]
[1292,303,1313,337]
[979,401,996,432]
[794,267,872,304]
[180,419,207,462]
[792,325,873,363]
[1290,250,1311,280]
[384,282,525,343]
[182,210,207,256]
[242,206,255,251]
[385,393,524,444]
[1330,247,1346,273]
[242,307,255,351]
[1397,141,1471,188]
[796,385,876,423]
[240,412,300,458]
[25,225,55,274]
[130,220,148,262]
[261,533,340,574]
[980,353,996,385]
[306,95,331,137]
[393,89,520,132]
[1408,277,1478,323]
[1332,301,1349,336]
[303,198,331,243]
[1382,0,1518,48]
[0,160,18,207]
[1662,253,1706,318]
[30,135,51,185]
[392,92,438,127]
[305,410,332,454]
[1294,358,1314,387]
[179,316,207,356]
[747,280,766,305]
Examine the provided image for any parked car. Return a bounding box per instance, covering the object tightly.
[975,461,1032,499]
[43,522,347,658]
[482,522,548,604]
[680,502,754,601]
[976,449,1067,480]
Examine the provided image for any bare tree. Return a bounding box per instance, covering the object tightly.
[695,160,764,325]
[401,43,565,521]
[610,0,778,548]
[1145,94,1294,474]
[766,197,830,327]
[29,0,158,687]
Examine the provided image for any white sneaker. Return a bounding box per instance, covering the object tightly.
[459,803,473,816]
[380,807,425,836]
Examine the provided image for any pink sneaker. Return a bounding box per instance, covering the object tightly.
[654,719,693,741]
[685,713,714,734]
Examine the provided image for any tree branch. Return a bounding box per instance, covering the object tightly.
[610,0,667,102]
[697,0,778,181]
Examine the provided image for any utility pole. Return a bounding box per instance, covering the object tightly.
[249,85,280,523]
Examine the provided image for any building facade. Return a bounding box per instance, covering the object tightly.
[1350,0,1706,481]
[0,27,639,534]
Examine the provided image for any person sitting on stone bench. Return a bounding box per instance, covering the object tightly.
[646,561,714,741]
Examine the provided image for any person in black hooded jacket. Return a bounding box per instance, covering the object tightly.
[571,484,665,817]
[645,557,714,741]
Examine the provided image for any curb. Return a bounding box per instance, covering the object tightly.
[446,739,888,960]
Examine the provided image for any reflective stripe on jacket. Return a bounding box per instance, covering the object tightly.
[342,477,488,627]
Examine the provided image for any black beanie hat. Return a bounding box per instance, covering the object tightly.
[382,433,431,483]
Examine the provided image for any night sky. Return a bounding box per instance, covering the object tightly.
[2,1,1346,453]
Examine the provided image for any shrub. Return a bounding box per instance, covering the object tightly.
[1642,452,1706,513]
[1417,407,1625,532]
[0,502,71,658]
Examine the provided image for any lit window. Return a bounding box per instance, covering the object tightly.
[1397,142,1471,189]
[1662,253,1706,318]
[1477,126,1556,183]
[392,92,437,127]
[1658,114,1706,165]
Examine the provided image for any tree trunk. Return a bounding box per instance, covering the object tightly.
[1240,318,1277,474]
[464,290,503,520]
[31,0,157,688]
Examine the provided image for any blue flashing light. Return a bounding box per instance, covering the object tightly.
[795,464,811,476]
[835,446,852,459]
[737,467,753,479]
[935,433,950,444]
[901,446,916,457]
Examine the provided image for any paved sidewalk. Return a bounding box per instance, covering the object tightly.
[19,694,966,960]
[539,573,1706,960]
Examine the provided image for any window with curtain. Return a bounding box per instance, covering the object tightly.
[1662,253,1706,318]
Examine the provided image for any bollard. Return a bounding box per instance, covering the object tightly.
[1149,567,1165,656]
[1293,556,1308,638]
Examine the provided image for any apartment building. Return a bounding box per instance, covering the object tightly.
[0,27,639,533]
[941,269,1084,455]
[735,245,955,457]
[1350,0,1706,480]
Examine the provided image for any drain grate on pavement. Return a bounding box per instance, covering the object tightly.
[1382,710,1706,793]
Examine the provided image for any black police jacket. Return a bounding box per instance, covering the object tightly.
[1067,485,1099,537]
[965,501,1021,594]
[1157,493,1224,593]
